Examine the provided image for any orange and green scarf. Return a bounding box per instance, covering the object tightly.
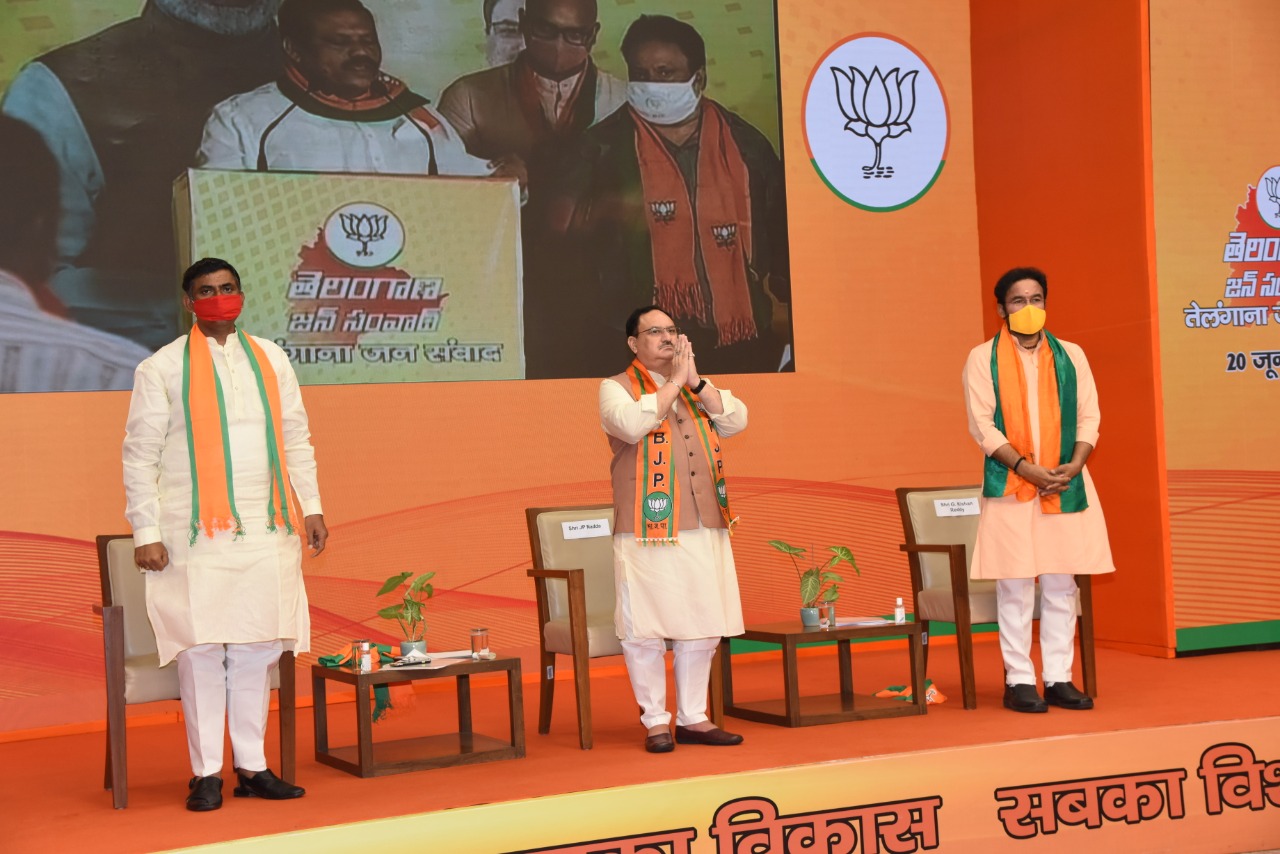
[183,326,299,545]
[983,329,1087,513]
[627,360,734,543]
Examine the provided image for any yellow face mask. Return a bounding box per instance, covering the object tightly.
[1006,305,1046,335]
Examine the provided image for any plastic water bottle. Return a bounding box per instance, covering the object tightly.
[894,597,906,625]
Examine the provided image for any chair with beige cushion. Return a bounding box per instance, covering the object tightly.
[894,486,1095,709]
[95,534,295,809]
[524,504,724,750]
[525,505,623,750]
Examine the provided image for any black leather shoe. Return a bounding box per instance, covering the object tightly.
[675,725,745,746]
[186,775,223,811]
[1003,683,1048,713]
[1044,681,1094,710]
[644,732,674,753]
[233,768,305,800]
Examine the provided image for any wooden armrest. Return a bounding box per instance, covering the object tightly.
[899,543,965,554]
[527,567,583,580]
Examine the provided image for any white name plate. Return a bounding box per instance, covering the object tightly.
[934,497,980,517]
[563,518,612,540]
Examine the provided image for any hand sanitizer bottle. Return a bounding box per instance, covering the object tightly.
[894,597,906,625]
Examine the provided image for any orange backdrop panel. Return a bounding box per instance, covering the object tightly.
[0,0,987,732]
[970,0,1174,655]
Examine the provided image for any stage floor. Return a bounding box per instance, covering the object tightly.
[3,637,1278,853]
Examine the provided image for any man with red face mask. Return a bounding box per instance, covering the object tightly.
[123,257,327,810]
[197,0,503,178]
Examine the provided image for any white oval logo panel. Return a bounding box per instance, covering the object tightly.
[804,34,949,211]
[1258,165,1280,230]
[323,202,406,269]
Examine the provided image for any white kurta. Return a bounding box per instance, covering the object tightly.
[123,332,323,665]
[599,373,747,640]
[196,81,494,176]
[963,336,1116,580]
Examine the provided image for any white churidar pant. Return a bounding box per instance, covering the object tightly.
[617,578,719,728]
[996,574,1078,686]
[176,640,282,777]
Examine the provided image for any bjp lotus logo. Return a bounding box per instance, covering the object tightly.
[650,200,677,224]
[804,35,948,211]
[643,492,672,522]
[1266,176,1280,219]
[711,224,738,249]
[339,211,388,257]
[831,66,917,179]
[323,202,405,269]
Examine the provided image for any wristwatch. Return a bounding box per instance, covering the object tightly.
[690,378,708,394]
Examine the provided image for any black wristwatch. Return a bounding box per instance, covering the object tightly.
[690,378,708,394]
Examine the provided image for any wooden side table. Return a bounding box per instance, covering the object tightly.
[720,621,926,727]
[311,656,525,777]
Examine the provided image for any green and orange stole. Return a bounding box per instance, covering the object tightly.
[632,101,758,347]
[983,330,1088,513]
[183,325,300,545]
[627,360,734,544]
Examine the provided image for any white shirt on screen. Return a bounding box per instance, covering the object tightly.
[0,268,150,393]
[195,81,494,176]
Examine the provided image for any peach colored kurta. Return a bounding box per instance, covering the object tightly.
[962,335,1116,580]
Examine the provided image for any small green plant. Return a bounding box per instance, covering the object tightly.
[767,541,859,608]
[376,571,436,641]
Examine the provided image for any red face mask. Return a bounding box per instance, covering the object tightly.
[190,292,244,322]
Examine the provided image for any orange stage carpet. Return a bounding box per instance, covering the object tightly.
[3,638,1278,853]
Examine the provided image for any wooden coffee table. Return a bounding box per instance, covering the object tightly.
[720,621,926,727]
[311,656,525,777]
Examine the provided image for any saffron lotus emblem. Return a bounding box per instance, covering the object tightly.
[804,35,948,211]
[831,66,917,179]
[1266,175,1280,220]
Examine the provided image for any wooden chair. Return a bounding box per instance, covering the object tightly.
[95,535,295,808]
[894,486,1096,709]
[524,505,723,750]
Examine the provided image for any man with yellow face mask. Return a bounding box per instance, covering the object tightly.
[962,267,1116,713]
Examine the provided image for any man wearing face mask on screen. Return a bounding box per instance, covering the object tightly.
[548,14,791,375]
[962,267,1115,715]
[438,0,626,378]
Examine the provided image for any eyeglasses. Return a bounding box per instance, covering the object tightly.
[641,326,680,338]
[487,21,520,37]
[525,19,596,47]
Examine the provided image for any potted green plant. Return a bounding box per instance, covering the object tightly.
[768,540,859,627]
[376,570,436,656]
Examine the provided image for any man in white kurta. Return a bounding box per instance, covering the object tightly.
[196,0,496,178]
[599,305,746,753]
[963,267,1115,714]
[123,258,326,810]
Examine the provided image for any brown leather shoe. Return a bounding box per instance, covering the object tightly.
[675,725,744,746]
[644,732,674,753]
